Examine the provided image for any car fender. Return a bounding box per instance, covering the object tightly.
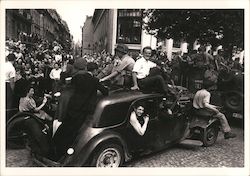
[190,116,219,129]
[7,111,46,132]
[202,118,221,135]
[63,130,131,166]
[7,111,49,150]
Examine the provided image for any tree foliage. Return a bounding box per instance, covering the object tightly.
[143,9,244,50]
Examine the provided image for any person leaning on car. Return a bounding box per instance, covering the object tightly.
[193,81,236,139]
[53,61,109,159]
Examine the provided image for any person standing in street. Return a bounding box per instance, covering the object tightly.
[214,49,225,71]
[49,62,62,93]
[100,44,135,88]
[5,53,16,111]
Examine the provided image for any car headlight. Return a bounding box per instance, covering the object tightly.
[67,148,74,155]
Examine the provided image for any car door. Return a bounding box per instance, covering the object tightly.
[124,97,165,154]
[156,96,188,146]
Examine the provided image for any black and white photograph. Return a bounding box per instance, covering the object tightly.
[1,0,249,176]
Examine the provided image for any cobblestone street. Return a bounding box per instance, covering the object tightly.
[126,126,244,167]
[6,124,244,167]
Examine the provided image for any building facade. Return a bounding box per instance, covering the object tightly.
[81,16,94,54]
[82,9,157,57]
[6,9,32,40]
[6,9,72,51]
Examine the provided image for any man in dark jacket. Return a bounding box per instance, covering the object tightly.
[53,62,108,159]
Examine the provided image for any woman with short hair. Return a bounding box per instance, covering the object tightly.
[129,104,149,136]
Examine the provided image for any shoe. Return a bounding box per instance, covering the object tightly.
[224,132,236,139]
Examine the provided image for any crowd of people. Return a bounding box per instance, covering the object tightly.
[5,36,73,109]
[5,37,243,157]
[5,35,244,111]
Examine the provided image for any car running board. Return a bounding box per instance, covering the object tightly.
[179,139,203,147]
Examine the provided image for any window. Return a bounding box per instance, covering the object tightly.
[97,102,131,127]
[116,9,142,44]
[131,98,158,121]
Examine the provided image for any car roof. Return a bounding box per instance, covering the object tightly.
[90,90,163,126]
[99,90,162,106]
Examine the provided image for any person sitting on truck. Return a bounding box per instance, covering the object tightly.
[193,81,236,139]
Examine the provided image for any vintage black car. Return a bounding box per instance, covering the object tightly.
[7,89,220,167]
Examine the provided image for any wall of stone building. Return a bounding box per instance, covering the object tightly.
[6,10,14,40]
[87,9,159,56]
[42,13,56,42]
[82,16,94,54]
[92,9,114,54]
[6,9,71,50]
[30,10,41,36]
[5,10,31,41]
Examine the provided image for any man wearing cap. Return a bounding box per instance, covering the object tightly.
[100,44,135,88]
[5,53,16,110]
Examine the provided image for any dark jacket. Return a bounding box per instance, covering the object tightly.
[53,72,108,158]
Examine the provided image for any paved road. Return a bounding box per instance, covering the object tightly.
[6,123,244,167]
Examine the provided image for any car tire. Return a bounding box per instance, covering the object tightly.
[201,125,219,147]
[223,92,243,112]
[90,143,124,167]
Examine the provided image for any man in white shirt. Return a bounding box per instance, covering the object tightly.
[193,81,236,139]
[5,53,16,109]
[14,48,24,61]
[49,63,62,93]
[131,46,170,95]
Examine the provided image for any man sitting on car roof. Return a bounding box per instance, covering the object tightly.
[100,44,135,88]
[131,46,174,96]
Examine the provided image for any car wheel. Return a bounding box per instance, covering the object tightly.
[91,143,124,167]
[224,92,243,112]
[202,125,219,147]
